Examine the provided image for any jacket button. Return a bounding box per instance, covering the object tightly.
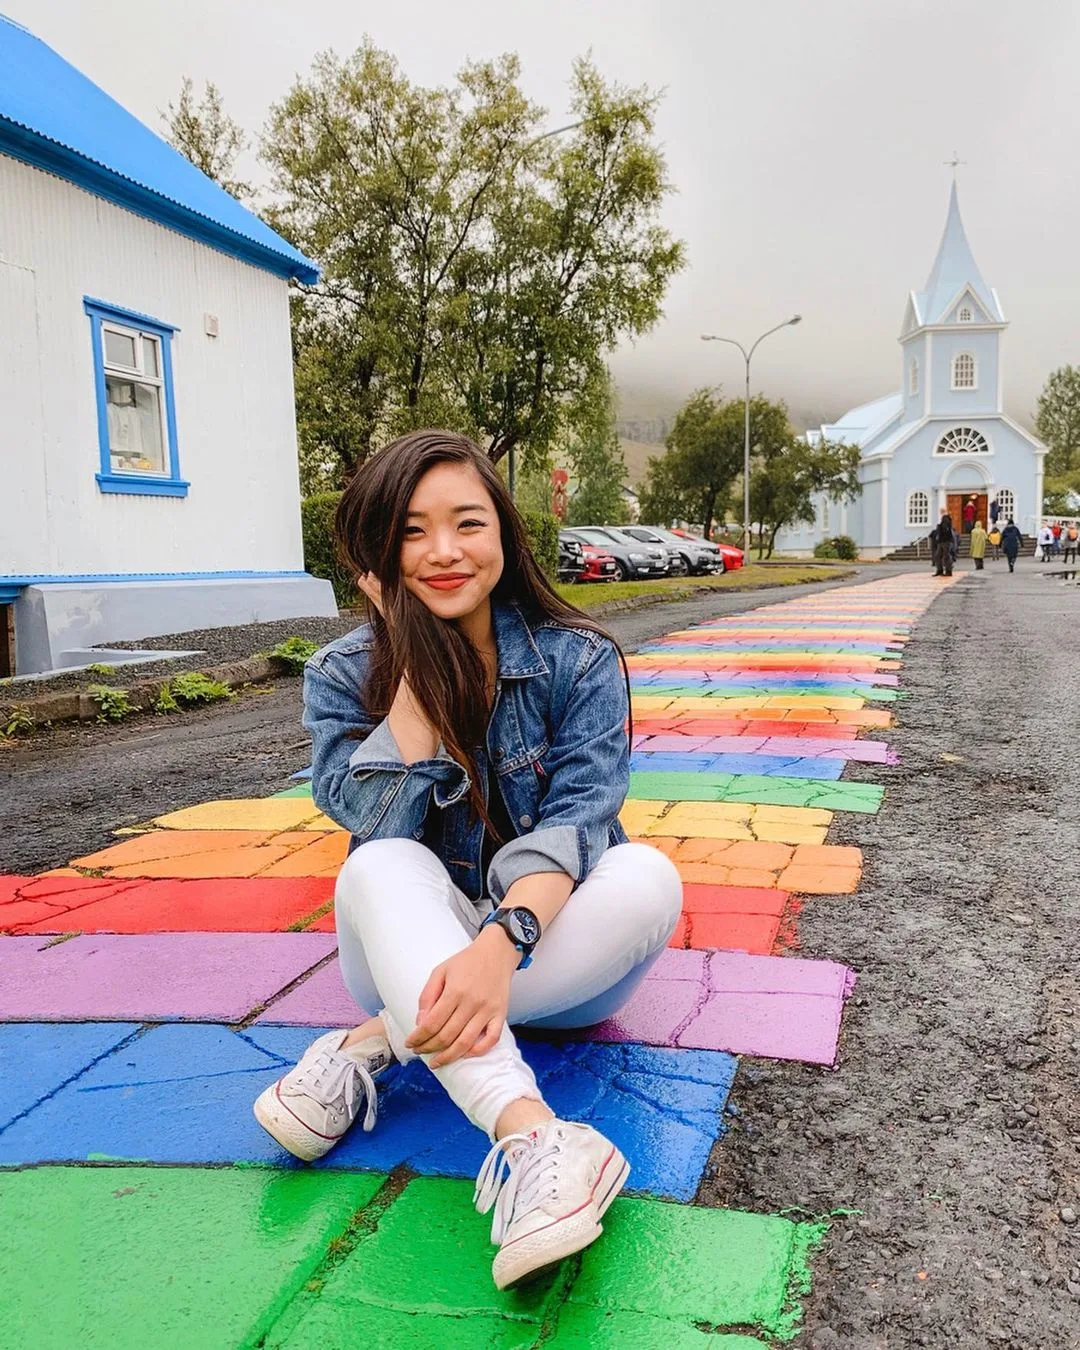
[494,748,504,760]
[519,814,532,828]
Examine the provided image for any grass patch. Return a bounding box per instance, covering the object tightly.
[556,563,854,610]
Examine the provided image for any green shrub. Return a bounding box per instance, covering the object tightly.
[301,492,355,608]
[168,672,235,707]
[520,510,560,581]
[3,704,35,737]
[88,685,134,723]
[86,662,114,678]
[828,534,858,561]
[268,636,320,674]
[153,683,180,714]
[813,540,839,559]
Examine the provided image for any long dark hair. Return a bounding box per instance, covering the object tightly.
[334,430,625,824]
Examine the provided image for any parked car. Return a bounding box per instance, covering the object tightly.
[557,534,586,583]
[607,526,689,576]
[562,527,669,580]
[576,541,619,582]
[670,528,745,571]
[619,525,720,575]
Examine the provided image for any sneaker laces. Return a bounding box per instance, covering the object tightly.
[473,1127,563,1243]
[290,1050,379,1132]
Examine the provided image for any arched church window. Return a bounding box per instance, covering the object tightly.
[952,352,976,389]
[906,491,930,527]
[935,426,990,455]
[997,487,1015,521]
[909,358,919,395]
[958,305,973,322]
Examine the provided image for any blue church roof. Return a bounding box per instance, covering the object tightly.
[914,183,1001,325]
[0,13,318,285]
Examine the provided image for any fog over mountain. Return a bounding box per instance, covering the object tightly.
[15,0,1077,439]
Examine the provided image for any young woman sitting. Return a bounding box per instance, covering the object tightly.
[254,430,682,1290]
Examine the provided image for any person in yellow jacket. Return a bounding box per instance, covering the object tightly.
[987,524,1002,560]
[970,520,988,571]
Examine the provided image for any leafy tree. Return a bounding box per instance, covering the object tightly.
[260,46,682,480]
[638,390,789,539]
[748,436,862,558]
[162,77,253,201]
[441,61,684,465]
[1035,366,1080,474]
[167,48,683,487]
[564,367,630,525]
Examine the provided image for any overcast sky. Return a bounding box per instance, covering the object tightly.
[10,0,1080,429]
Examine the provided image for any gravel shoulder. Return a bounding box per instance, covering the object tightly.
[705,566,1080,1349]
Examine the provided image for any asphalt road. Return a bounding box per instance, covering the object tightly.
[706,561,1080,1348]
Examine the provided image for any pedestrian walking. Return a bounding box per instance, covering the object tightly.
[251,429,681,1291]
[988,525,1002,560]
[1037,523,1055,561]
[932,510,956,576]
[1001,518,1023,573]
[1052,520,1064,558]
[989,495,1001,528]
[970,520,988,571]
[963,496,977,534]
[1063,521,1079,565]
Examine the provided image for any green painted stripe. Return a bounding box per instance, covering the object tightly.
[628,770,883,812]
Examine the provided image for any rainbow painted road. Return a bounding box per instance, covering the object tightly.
[0,575,955,1347]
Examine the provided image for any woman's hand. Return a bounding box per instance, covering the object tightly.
[406,927,519,1068]
[356,571,384,616]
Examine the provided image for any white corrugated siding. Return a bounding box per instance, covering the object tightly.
[0,153,305,576]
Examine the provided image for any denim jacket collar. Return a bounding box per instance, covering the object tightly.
[492,601,549,680]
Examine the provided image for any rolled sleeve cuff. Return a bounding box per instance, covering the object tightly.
[488,824,604,902]
[347,717,471,807]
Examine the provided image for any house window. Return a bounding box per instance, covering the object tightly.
[997,487,1015,521]
[906,491,930,528]
[84,298,187,498]
[909,358,919,395]
[958,305,973,322]
[935,426,990,455]
[819,498,830,531]
[952,351,976,389]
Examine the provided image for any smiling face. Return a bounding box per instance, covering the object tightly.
[400,461,505,624]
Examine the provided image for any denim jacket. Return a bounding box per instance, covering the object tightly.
[303,602,630,903]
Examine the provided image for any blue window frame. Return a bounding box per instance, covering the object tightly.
[84,297,188,498]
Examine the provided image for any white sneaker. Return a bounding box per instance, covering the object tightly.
[474,1119,629,1290]
[252,1028,393,1162]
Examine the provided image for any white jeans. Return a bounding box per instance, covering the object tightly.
[334,839,682,1138]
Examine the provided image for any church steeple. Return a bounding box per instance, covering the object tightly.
[912,182,1004,326]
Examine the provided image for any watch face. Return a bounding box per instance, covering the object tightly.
[507,908,541,945]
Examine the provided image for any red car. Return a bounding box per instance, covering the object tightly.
[577,542,619,582]
[671,529,745,570]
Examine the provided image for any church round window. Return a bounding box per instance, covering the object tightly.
[935,426,990,455]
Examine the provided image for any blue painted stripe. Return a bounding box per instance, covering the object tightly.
[630,751,845,780]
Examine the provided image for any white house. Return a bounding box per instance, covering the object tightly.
[0,15,336,676]
[776,184,1045,557]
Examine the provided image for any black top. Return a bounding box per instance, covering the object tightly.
[480,759,516,897]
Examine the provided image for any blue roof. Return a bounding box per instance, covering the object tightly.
[0,14,318,284]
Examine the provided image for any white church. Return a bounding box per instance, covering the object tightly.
[777,184,1045,557]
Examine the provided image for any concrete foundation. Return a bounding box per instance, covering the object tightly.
[12,576,338,675]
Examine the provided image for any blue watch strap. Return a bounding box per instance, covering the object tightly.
[480,908,535,970]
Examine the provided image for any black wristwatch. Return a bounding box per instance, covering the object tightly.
[480,905,542,969]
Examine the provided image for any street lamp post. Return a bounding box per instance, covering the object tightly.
[701,315,802,556]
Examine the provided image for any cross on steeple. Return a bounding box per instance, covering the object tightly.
[943,151,966,178]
